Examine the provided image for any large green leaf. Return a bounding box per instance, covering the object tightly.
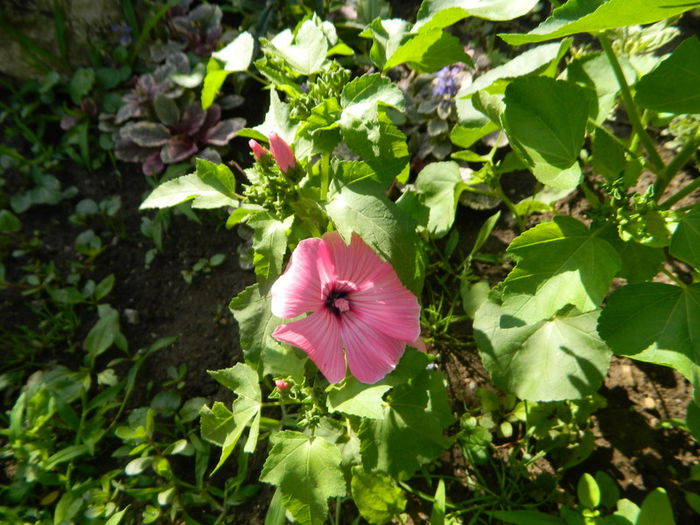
[670,203,700,270]
[341,73,405,113]
[238,90,297,145]
[636,36,700,115]
[325,181,424,295]
[415,161,465,238]
[474,297,611,401]
[598,283,700,386]
[358,359,453,479]
[268,19,328,75]
[326,379,392,419]
[351,467,407,524]
[415,0,539,30]
[212,31,255,72]
[500,0,700,46]
[247,213,293,288]
[503,76,589,189]
[260,431,346,525]
[459,41,565,97]
[229,285,285,369]
[201,363,262,472]
[359,18,410,70]
[383,28,472,73]
[139,170,238,210]
[502,217,621,325]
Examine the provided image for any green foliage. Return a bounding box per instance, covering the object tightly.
[350,466,407,524]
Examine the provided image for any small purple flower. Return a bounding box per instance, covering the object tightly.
[432,65,464,98]
[111,24,133,46]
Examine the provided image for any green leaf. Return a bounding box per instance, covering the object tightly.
[84,305,121,360]
[500,0,700,46]
[326,378,392,419]
[340,102,409,182]
[474,297,611,401]
[69,67,95,104]
[212,31,255,72]
[260,431,346,525]
[326,181,424,295]
[229,285,285,369]
[415,0,539,29]
[248,90,298,145]
[268,19,328,75]
[351,466,406,524]
[359,357,453,478]
[208,363,261,458]
[431,479,446,525]
[488,510,563,525]
[598,283,700,386]
[153,94,180,127]
[459,41,564,97]
[415,161,465,238]
[592,125,627,180]
[503,77,589,189]
[140,172,238,210]
[383,28,472,73]
[359,18,410,70]
[638,488,676,525]
[670,203,700,270]
[247,213,293,287]
[636,36,700,115]
[0,209,21,233]
[578,473,601,508]
[502,217,621,325]
[341,73,405,113]
[202,58,231,110]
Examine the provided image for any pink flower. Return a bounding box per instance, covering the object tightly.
[274,379,289,390]
[249,139,268,161]
[268,132,296,173]
[271,232,421,384]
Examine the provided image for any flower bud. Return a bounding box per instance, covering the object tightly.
[268,132,296,174]
[249,139,268,161]
[275,379,289,391]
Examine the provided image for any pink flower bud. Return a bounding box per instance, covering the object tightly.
[249,139,268,161]
[275,379,289,390]
[268,132,296,173]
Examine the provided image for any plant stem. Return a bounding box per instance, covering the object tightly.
[597,34,665,174]
[494,183,525,232]
[320,152,330,201]
[661,266,687,289]
[656,134,700,201]
[660,176,700,210]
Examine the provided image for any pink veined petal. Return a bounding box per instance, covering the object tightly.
[316,233,338,292]
[271,238,324,318]
[321,232,393,288]
[349,270,421,342]
[272,310,346,383]
[340,311,406,384]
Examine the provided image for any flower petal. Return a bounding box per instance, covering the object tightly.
[340,312,406,384]
[271,237,324,318]
[321,232,395,290]
[350,269,421,342]
[272,310,346,383]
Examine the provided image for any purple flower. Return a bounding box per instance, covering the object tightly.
[432,65,464,98]
[111,24,133,46]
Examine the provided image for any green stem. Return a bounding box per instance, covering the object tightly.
[597,34,665,174]
[494,183,525,232]
[320,152,330,201]
[661,267,687,290]
[660,176,700,210]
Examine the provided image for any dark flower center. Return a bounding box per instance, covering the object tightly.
[325,289,350,316]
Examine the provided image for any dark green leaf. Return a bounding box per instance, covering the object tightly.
[670,203,700,270]
[351,466,406,524]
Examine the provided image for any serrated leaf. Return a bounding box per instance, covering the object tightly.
[140,173,238,210]
[339,109,409,184]
[415,0,540,30]
[351,466,406,524]
[502,217,620,325]
[474,297,611,401]
[229,285,285,369]
[383,28,471,73]
[248,213,293,287]
[360,18,410,70]
[341,73,405,113]
[212,31,255,72]
[326,378,392,419]
[415,161,465,238]
[358,359,453,478]
[500,0,700,46]
[247,90,298,145]
[260,431,346,525]
[670,203,700,270]
[325,181,424,295]
[268,19,328,75]
[598,283,700,386]
[503,76,588,189]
